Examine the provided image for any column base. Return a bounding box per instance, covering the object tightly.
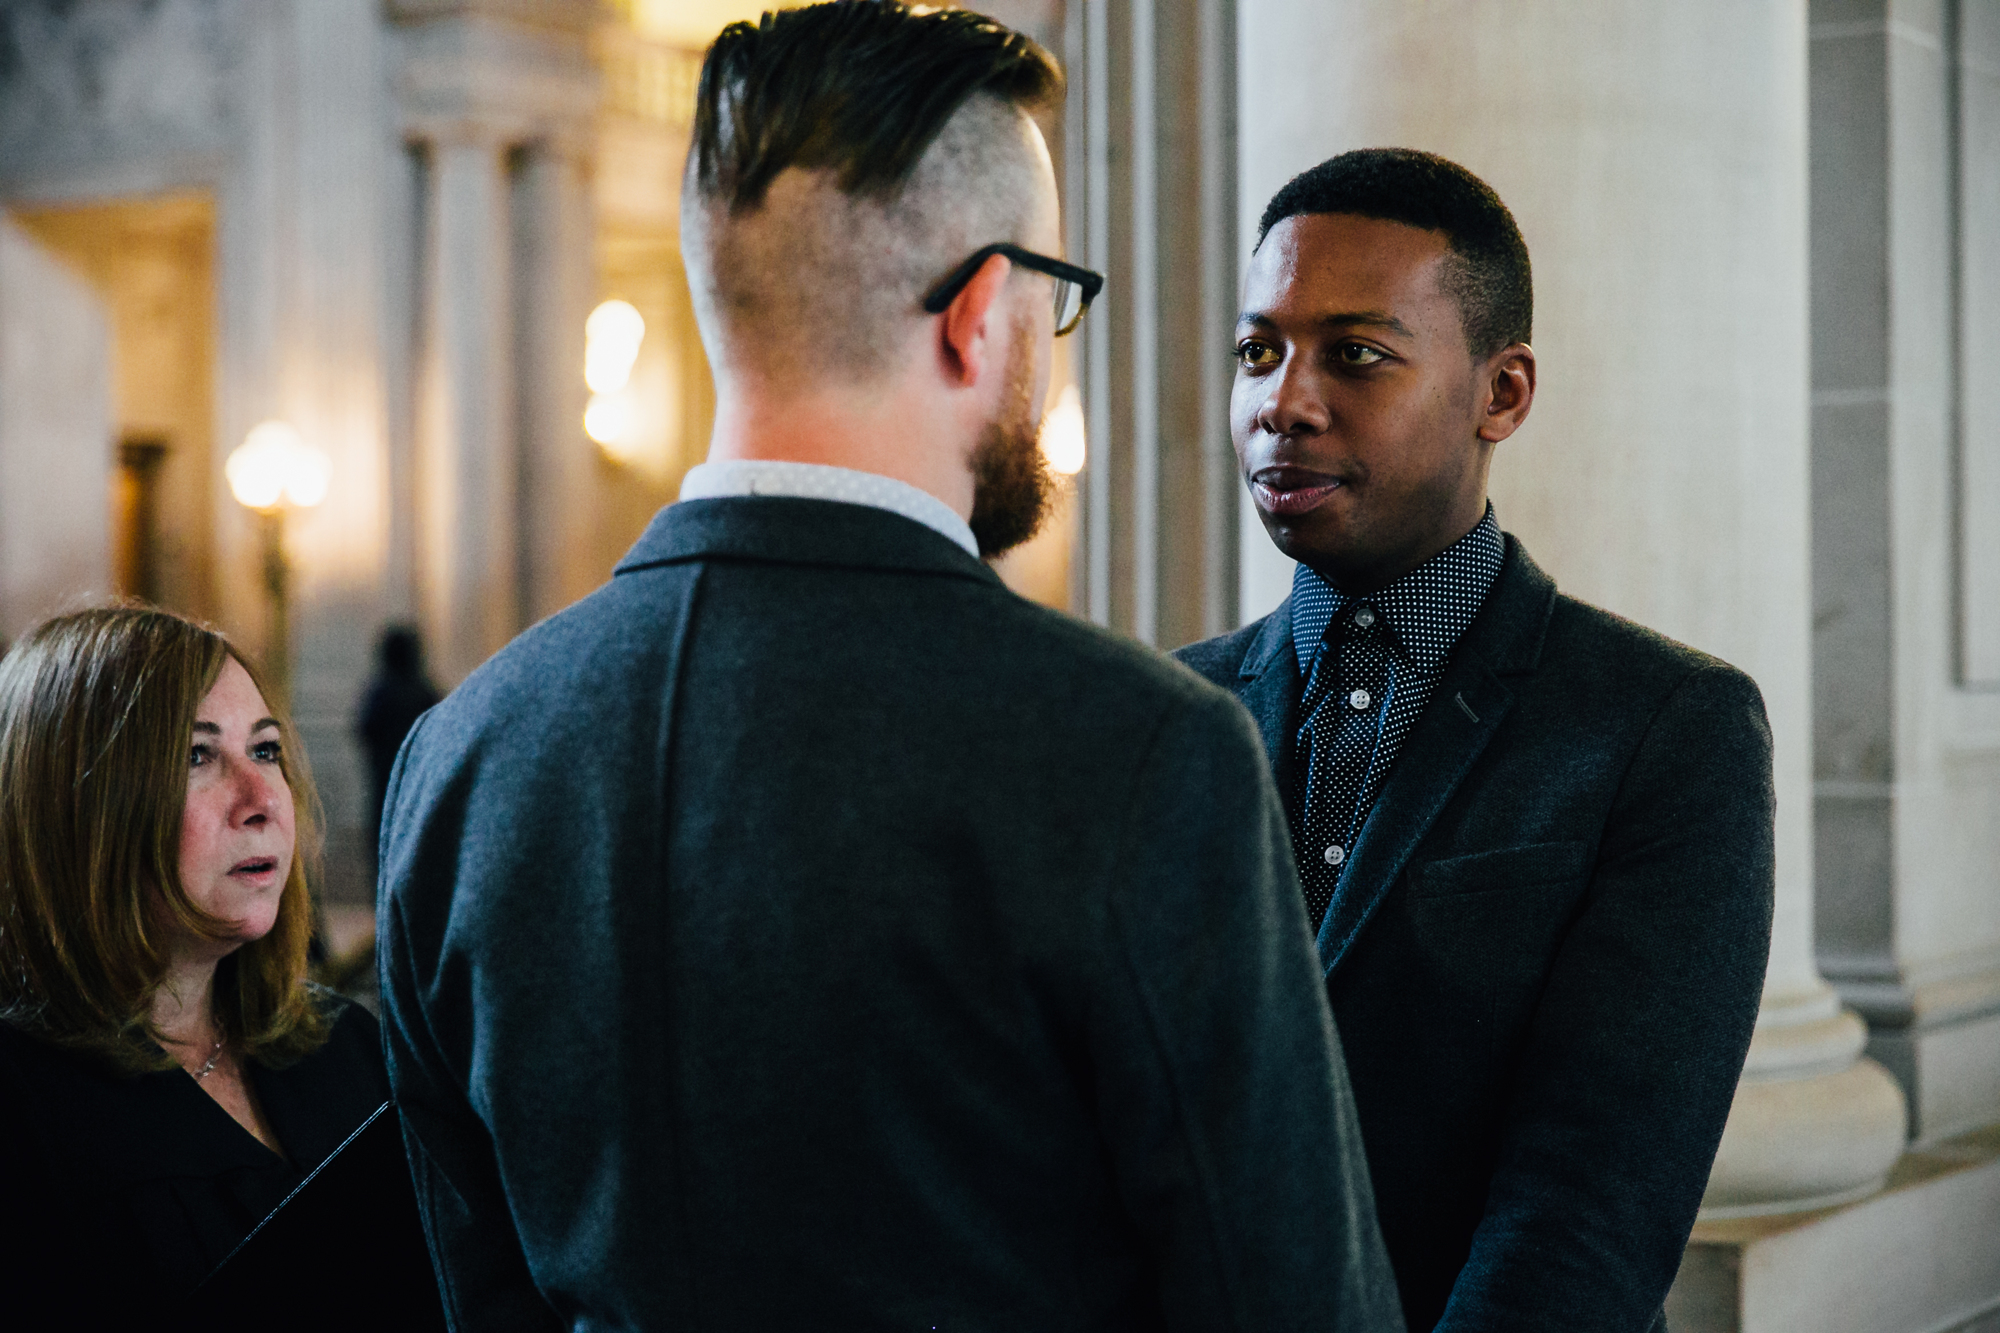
[1668,1121,2000,1332]
[1701,992,1908,1216]
[1832,954,2000,1145]
[1870,1007,2000,1145]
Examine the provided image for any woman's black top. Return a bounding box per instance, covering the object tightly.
[0,993,430,1327]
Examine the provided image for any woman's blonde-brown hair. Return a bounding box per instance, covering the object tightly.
[0,606,329,1072]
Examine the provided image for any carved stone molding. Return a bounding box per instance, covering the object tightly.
[0,0,239,185]
[396,5,600,148]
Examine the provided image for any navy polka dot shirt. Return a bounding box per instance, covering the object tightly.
[1287,504,1504,932]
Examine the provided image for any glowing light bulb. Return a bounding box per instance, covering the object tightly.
[586,347,631,394]
[586,299,645,348]
[226,420,331,510]
[226,430,288,509]
[585,392,640,463]
[283,446,331,508]
[1040,384,1087,476]
[584,300,646,393]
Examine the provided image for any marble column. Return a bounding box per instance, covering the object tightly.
[1809,0,2000,1150]
[511,136,599,624]
[417,132,519,684]
[1233,0,1908,1216]
[392,0,599,680]
[1065,0,1239,647]
[283,0,397,900]
[0,218,112,639]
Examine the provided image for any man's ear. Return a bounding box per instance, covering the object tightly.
[937,253,1014,388]
[1477,343,1537,444]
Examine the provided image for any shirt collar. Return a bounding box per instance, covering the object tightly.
[1290,503,1504,678]
[678,459,980,560]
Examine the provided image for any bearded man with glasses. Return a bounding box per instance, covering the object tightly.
[376,4,1400,1331]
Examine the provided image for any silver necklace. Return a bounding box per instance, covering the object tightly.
[192,1036,225,1081]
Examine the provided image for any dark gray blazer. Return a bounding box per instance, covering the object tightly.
[1175,535,1773,1333]
[378,497,1403,1332]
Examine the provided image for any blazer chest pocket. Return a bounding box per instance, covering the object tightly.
[1410,840,1592,900]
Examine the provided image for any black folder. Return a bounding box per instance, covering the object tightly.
[186,1101,447,1331]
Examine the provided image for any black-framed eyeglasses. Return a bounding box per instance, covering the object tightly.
[922,243,1105,337]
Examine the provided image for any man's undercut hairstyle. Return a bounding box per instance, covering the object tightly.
[1258,148,1533,360]
[684,1,1063,380]
[692,0,1059,211]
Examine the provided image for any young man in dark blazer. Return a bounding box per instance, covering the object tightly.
[377,7,1401,1330]
[1174,149,1775,1332]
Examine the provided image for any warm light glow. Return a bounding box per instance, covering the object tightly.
[629,0,784,48]
[585,300,651,466]
[585,391,642,464]
[226,420,331,511]
[1040,384,1087,476]
[587,298,645,347]
[585,299,646,393]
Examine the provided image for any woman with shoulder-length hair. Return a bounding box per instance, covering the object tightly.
[0,606,437,1327]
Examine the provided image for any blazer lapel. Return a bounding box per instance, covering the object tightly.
[1313,537,1559,978]
[1234,600,1299,770]
[1313,655,1512,976]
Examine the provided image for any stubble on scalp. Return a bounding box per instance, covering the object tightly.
[681,94,1047,389]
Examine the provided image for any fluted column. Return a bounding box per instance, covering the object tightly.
[1808,0,2000,1153]
[1065,0,1239,647]
[224,0,396,900]
[0,218,112,638]
[1234,0,1907,1216]
[511,136,598,623]
[392,0,598,680]
[417,133,519,684]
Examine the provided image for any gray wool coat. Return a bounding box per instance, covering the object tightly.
[377,496,1405,1333]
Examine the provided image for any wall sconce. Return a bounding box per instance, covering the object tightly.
[1040,383,1087,477]
[584,299,646,465]
[225,419,330,708]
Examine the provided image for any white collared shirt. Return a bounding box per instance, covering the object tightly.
[678,459,980,560]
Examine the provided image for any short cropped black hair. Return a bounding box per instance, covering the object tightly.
[692,1,1062,213]
[1257,148,1532,358]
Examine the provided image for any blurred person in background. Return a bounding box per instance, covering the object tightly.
[355,624,441,877]
[0,607,435,1327]
[377,3,1401,1330]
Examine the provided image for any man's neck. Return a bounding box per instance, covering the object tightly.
[706,381,975,522]
[1309,497,1492,595]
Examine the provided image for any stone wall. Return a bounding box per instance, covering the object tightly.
[1809,0,2000,1150]
[0,217,112,643]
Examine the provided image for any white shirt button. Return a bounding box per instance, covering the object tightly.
[1324,843,1346,867]
[1354,606,1376,629]
[1349,688,1373,711]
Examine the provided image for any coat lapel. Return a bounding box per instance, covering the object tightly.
[1234,599,1300,775]
[1313,656,1512,976]
[1312,537,1559,978]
